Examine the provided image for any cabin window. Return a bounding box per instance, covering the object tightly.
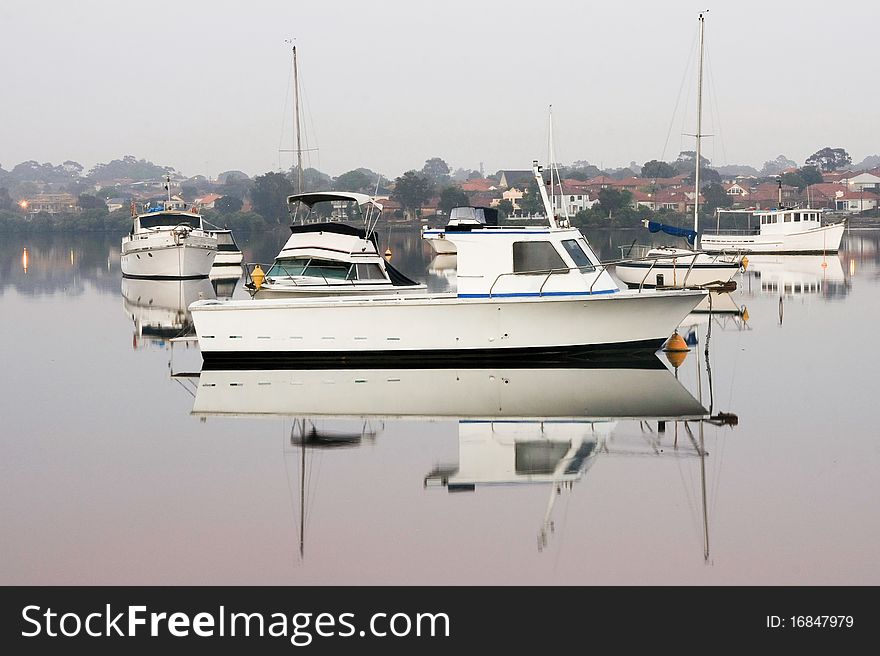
[784,214,791,222]
[267,257,309,277]
[353,263,386,280]
[303,259,350,279]
[561,239,596,272]
[139,214,199,229]
[513,241,567,274]
[794,213,800,222]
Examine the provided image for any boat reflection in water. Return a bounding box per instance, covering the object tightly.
[744,253,848,299]
[209,265,242,300]
[182,354,735,561]
[122,277,215,348]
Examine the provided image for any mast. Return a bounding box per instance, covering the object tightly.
[292,45,304,195]
[693,11,706,237]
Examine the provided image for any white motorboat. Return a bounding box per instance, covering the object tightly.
[614,241,743,289]
[190,162,707,365]
[245,192,425,298]
[613,13,743,290]
[206,228,243,267]
[121,185,217,279]
[122,277,215,347]
[702,205,846,254]
[423,206,499,254]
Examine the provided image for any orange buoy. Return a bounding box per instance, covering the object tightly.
[663,332,689,352]
[741,255,749,271]
[251,264,265,290]
[662,331,689,368]
[384,248,392,261]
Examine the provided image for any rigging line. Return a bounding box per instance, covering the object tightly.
[660,29,699,162]
[278,47,295,172]
[704,45,728,168]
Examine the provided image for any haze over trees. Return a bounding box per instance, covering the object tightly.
[87,155,172,181]
[250,171,295,223]
[805,147,852,172]
[391,171,434,219]
[760,155,797,176]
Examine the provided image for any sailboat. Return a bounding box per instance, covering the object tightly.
[613,12,744,290]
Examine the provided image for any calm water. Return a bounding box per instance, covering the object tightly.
[1,227,878,585]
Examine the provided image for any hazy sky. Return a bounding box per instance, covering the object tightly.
[2,0,878,180]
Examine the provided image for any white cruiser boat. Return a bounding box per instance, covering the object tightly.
[121,192,217,279]
[423,206,499,254]
[702,205,846,254]
[190,163,706,365]
[246,192,425,298]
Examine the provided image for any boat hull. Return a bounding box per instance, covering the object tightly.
[613,259,740,289]
[191,290,705,365]
[121,233,217,279]
[700,222,845,254]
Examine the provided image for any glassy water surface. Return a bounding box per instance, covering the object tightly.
[1,227,877,584]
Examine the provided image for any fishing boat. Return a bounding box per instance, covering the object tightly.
[613,12,743,290]
[121,178,217,279]
[190,161,707,365]
[244,192,425,298]
[703,202,846,254]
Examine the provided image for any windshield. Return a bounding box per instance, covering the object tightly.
[267,257,351,280]
[139,214,200,229]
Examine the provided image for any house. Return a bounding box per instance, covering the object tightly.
[843,172,880,192]
[724,181,750,197]
[23,193,79,215]
[502,186,525,210]
[804,183,846,209]
[195,193,223,209]
[497,170,532,189]
[460,178,497,193]
[550,185,597,215]
[835,190,879,213]
[744,183,799,209]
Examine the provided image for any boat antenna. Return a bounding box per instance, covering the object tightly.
[692,10,707,241]
[164,174,171,206]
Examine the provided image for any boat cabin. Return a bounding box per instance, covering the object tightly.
[428,225,619,297]
[708,207,825,236]
[257,191,421,290]
[133,200,205,231]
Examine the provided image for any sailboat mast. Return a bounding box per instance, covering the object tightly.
[693,11,706,236]
[293,45,304,195]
